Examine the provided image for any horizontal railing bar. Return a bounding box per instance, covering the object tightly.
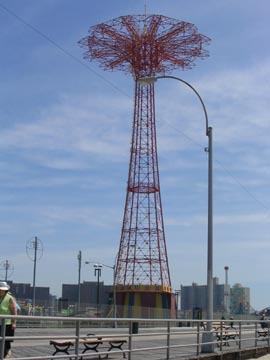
[0,315,269,360]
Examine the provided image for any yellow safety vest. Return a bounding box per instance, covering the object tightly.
[0,292,13,325]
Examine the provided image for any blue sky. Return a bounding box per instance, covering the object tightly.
[0,0,270,311]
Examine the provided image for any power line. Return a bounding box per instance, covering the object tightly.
[0,2,131,99]
[170,122,270,214]
[215,159,270,213]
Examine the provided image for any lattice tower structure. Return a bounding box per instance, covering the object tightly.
[79,14,210,317]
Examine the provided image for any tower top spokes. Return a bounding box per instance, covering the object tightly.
[78,14,210,79]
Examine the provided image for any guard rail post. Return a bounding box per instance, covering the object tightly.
[128,322,133,360]
[255,322,258,348]
[239,322,242,350]
[166,321,170,360]
[0,318,6,360]
[196,321,200,356]
[220,325,223,352]
[75,320,80,358]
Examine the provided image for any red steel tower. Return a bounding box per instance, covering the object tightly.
[79,14,210,318]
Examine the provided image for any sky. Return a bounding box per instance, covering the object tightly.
[0,0,270,311]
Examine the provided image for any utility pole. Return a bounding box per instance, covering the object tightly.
[77,250,82,314]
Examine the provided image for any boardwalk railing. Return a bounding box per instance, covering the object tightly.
[0,315,270,360]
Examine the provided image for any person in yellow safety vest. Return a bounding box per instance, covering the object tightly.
[0,282,17,358]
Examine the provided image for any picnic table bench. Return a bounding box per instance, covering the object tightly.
[257,329,269,339]
[215,326,239,347]
[50,335,127,358]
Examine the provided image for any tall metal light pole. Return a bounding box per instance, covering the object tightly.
[139,76,214,351]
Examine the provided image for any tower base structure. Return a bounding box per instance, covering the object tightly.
[116,285,176,319]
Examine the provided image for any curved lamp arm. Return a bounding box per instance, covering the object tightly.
[138,75,209,136]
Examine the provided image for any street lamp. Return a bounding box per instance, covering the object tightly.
[94,264,102,317]
[85,261,117,324]
[174,289,180,318]
[139,75,214,352]
[98,262,117,327]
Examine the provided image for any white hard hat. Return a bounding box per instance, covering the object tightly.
[0,282,10,291]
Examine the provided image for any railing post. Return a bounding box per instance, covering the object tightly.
[220,323,223,352]
[197,321,200,356]
[166,321,171,359]
[0,319,6,360]
[75,320,80,358]
[255,322,258,348]
[128,321,133,360]
[239,322,242,350]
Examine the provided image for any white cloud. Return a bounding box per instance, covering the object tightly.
[39,206,122,227]
[0,93,131,170]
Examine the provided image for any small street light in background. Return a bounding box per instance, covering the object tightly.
[85,260,117,325]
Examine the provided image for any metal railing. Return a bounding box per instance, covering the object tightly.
[0,315,269,360]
